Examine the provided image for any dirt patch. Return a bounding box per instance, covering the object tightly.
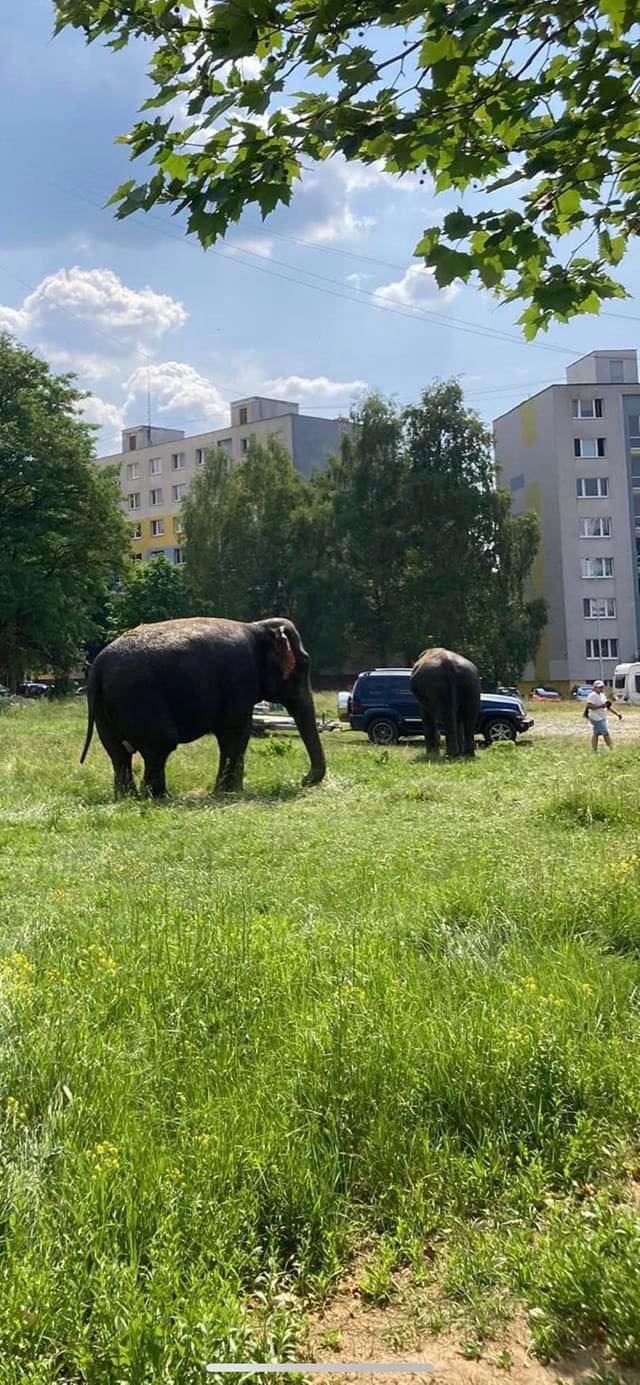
[303,1269,640,1385]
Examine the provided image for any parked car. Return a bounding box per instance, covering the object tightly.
[531,686,561,701]
[572,684,594,701]
[18,680,50,699]
[342,669,534,745]
[0,683,10,699]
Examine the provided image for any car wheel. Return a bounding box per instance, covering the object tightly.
[368,717,400,745]
[484,718,517,744]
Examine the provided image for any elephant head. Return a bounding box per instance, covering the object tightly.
[253,617,327,785]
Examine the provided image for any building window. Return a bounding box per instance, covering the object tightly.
[174,547,184,565]
[586,637,618,659]
[609,359,624,383]
[509,473,525,492]
[128,436,137,451]
[239,406,248,425]
[150,549,165,558]
[131,522,142,539]
[172,452,186,470]
[218,438,233,454]
[577,477,609,497]
[126,462,140,480]
[132,552,143,561]
[574,437,606,458]
[581,556,614,578]
[151,519,164,537]
[172,483,187,502]
[578,516,612,539]
[241,437,249,455]
[572,398,603,419]
[149,457,163,475]
[150,487,163,506]
[128,492,141,511]
[584,597,616,619]
[195,448,206,466]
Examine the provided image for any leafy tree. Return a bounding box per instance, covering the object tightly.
[107,555,193,636]
[183,437,307,620]
[327,394,406,665]
[55,0,639,332]
[0,334,129,687]
[474,499,547,687]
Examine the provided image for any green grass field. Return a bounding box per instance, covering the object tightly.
[1,696,640,1382]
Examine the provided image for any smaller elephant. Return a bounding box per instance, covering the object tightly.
[410,647,481,760]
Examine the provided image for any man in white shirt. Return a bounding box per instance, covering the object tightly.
[585,679,613,751]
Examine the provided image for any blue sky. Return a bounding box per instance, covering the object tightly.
[2,0,639,456]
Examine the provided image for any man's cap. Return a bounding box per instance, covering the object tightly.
[593,679,605,689]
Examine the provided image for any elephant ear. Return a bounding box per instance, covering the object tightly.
[271,624,296,678]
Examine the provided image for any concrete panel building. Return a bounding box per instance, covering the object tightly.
[96,395,349,563]
[493,350,640,688]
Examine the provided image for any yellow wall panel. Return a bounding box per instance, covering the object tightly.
[520,401,537,447]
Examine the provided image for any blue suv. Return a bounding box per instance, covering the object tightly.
[346,669,534,745]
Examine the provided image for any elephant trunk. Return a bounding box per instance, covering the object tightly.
[292,686,326,785]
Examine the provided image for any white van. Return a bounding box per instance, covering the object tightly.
[613,662,640,704]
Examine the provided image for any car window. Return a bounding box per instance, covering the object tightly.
[365,681,388,700]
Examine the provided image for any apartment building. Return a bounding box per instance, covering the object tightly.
[493,350,640,687]
[96,396,349,563]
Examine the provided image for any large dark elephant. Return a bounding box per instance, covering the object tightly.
[410,647,481,760]
[80,616,326,798]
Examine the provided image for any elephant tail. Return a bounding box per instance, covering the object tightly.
[80,665,99,764]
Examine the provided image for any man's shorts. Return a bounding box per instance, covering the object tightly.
[590,717,609,736]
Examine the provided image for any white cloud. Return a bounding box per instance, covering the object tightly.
[43,346,119,384]
[0,302,29,334]
[265,374,367,404]
[301,204,375,244]
[125,362,229,423]
[346,271,371,288]
[0,267,186,342]
[79,393,124,433]
[228,236,274,258]
[376,263,459,307]
[336,158,423,196]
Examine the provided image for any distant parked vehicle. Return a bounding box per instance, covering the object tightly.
[343,669,533,745]
[0,683,11,699]
[613,662,640,704]
[532,686,561,701]
[572,684,595,701]
[18,681,50,699]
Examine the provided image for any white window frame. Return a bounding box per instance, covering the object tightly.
[577,477,609,498]
[574,437,606,458]
[572,398,603,419]
[151,519,165,537]
[174,547,184,565]
[131,521,142,539]
[586,637,618,660]
[128,492,141,511]
[126,462,140,480]
[195,448,206,466]
[149,548,165,558]
[150,487,164,506]
[172,452,186,470]
[583,597,616,619]
[149,457,163,476]
[578,517,612,539]
[581,556,614,578]
[240,437,249,455]
[172,483,187,502]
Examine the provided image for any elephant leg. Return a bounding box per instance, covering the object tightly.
[114,754,137,798]
[215,724,251,794]
[463,720,476,758]
[96,713,137,799]
[421,707,439,756]
[141,748,170,799]
[444,713,461,760]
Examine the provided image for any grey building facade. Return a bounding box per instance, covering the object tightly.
[493,351,640,686]
[96,396,349,562]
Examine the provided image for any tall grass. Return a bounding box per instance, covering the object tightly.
[0,699,639,1378]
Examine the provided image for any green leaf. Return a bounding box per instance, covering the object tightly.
[599,0,626,34]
